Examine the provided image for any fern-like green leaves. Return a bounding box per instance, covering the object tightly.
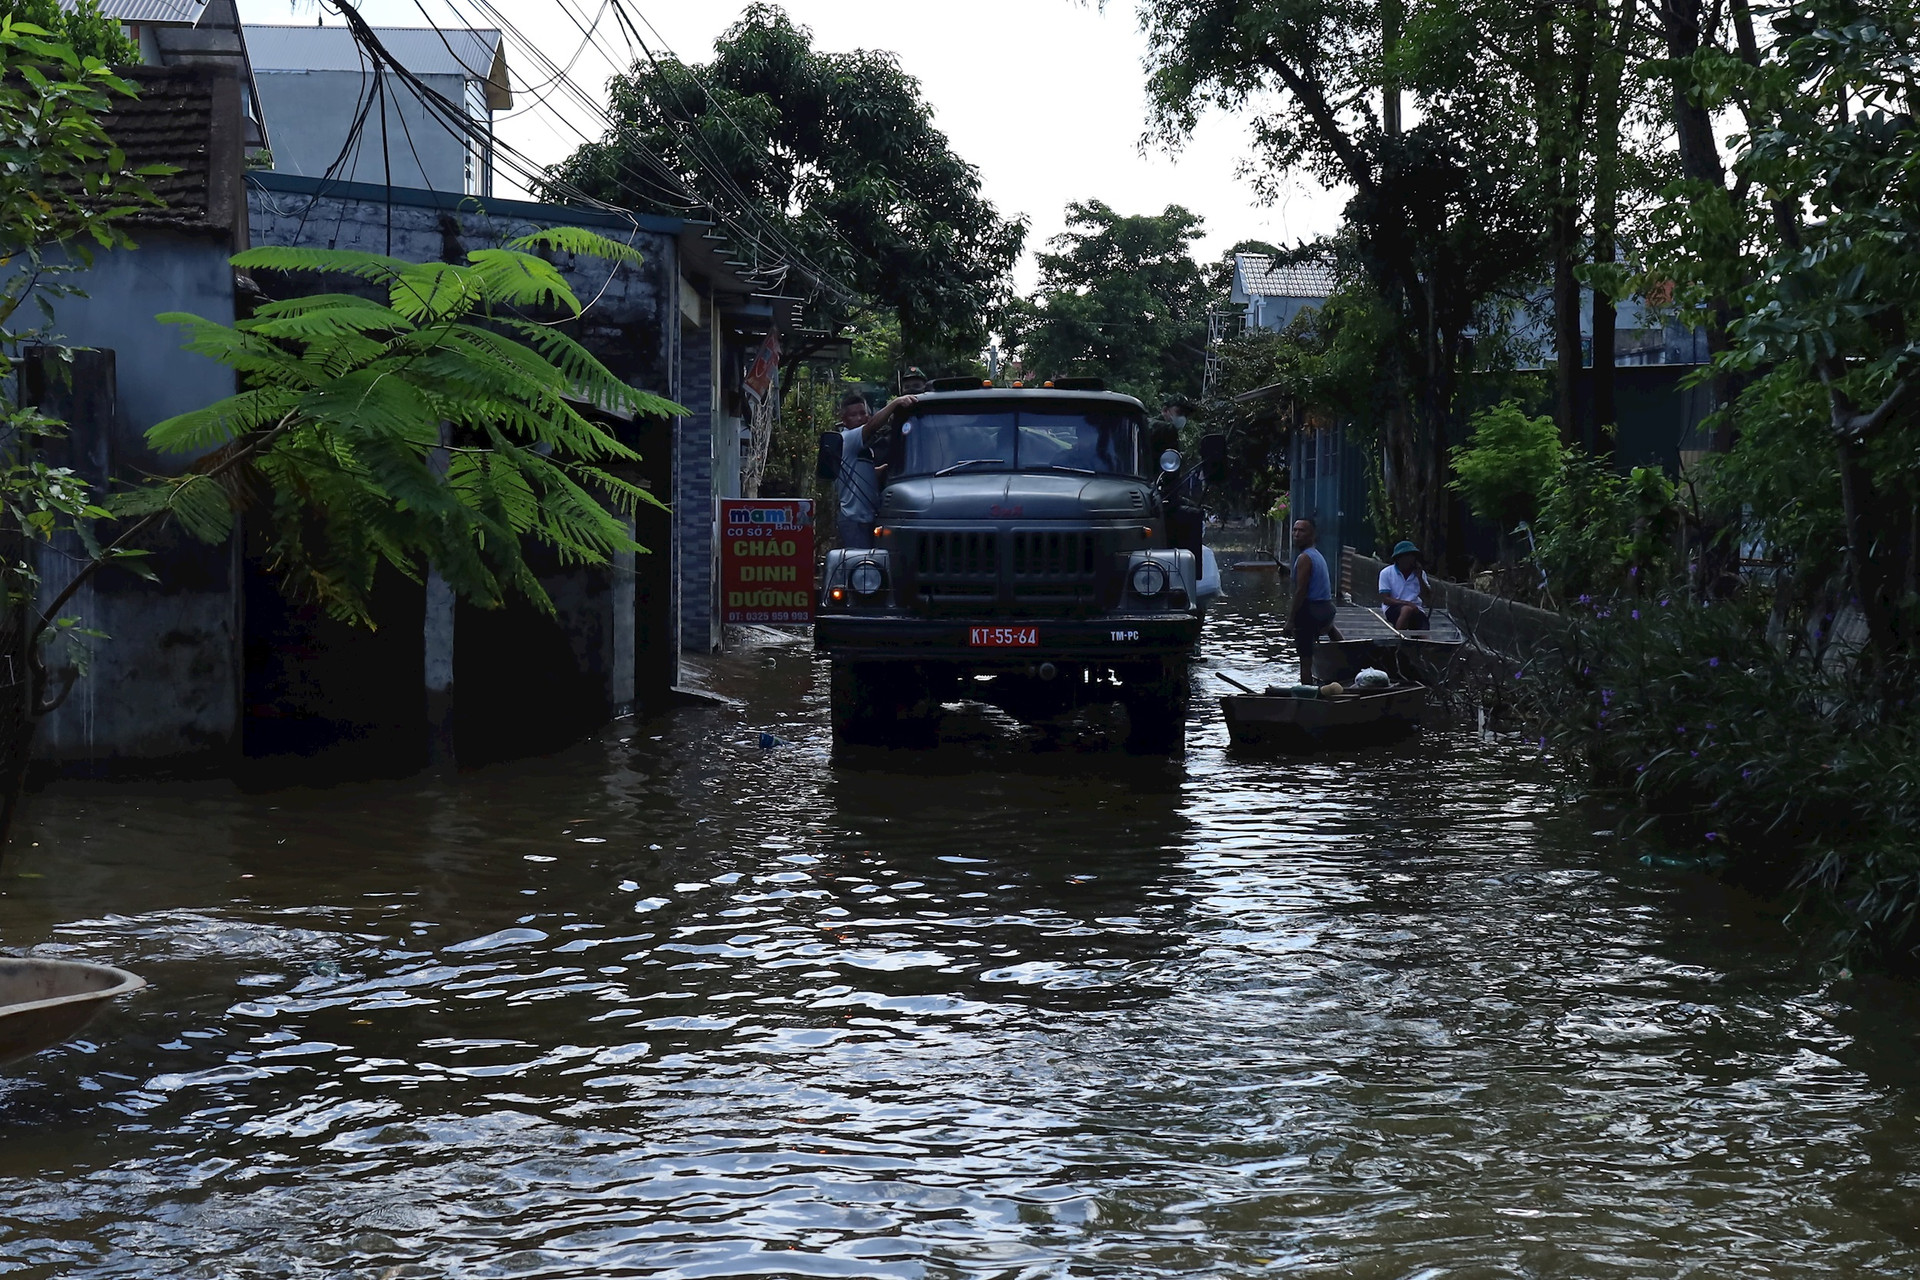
[143,240,686,623]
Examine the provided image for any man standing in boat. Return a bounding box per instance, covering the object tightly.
[1378,540,1432,631]
[1290,517,1337,683]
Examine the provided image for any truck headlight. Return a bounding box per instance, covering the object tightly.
[850,560,887,596]
[1129,559,1169,598]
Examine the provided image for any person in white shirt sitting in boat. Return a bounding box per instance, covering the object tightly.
[1378,540,1433,632]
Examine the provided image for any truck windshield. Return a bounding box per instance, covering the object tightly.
[896,409,1143,479]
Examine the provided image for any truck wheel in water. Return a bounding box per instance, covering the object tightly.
[1122,658,1190,755]
[829,661,939,747]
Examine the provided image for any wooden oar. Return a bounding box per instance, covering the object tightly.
[1215,672,1263,695]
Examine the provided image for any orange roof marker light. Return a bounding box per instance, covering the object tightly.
[1042,380,1055,388]
[1011,380,1023,388]
[982,379,992,386]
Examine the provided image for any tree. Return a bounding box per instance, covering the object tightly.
[1002,201,1208,405]
[1135,0,1543,569]
[1704,0,1920,677]
[1448,400,1562,560]
[0,16,169,839]
[547,4,1024,372]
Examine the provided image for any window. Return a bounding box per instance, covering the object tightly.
[897,407,1144,479]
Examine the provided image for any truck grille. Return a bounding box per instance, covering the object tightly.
[909,529,1102,610]
[1010,530,1095,588]
[914,530,998,599]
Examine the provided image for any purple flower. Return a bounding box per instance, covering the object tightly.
[1690,750,1699,758]
[1632,609,1641,620]
[1705,722,1716,731]
[1676,725,1687,734]
[1708,657,1720,668]
[1741,768,1753,781]
[1631,566,1640,578]
[1601,689,1613,706]
[1705,832,1720,842]
[1579,594,1592,605]
[1660,598,1670,607]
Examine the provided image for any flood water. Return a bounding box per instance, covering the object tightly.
[4,574,1920,1278]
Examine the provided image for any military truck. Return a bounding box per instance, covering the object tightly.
[814,385,1213,752]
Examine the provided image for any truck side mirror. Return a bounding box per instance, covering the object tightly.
[1199,433,1228,475]
[815,430,843,481]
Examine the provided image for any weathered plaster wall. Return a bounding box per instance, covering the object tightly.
[29,234,244,769]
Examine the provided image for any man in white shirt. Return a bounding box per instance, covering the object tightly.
[1378,540,1432,630]
[835,390,917,550]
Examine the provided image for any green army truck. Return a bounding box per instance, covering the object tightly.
[814,385,1217,752]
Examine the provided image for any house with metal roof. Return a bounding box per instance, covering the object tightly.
[243,23,512,195]
[65,0,269,149]
[1230,254,1339,333]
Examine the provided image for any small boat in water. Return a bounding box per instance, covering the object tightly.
[1219,680,1428,751]
[0,958,146,1067]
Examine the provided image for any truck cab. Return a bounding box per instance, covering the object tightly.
[815,387,1210,751]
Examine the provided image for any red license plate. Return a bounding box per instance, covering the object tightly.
[969,626,1039,647]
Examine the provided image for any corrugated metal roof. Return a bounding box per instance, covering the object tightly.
[244,24,511,108]
[1237,254,1339,300]
[75,0,206,25]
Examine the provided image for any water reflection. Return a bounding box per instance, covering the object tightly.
[0,582,1918,1276]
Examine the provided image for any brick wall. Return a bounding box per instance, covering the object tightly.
[676,318,716,652]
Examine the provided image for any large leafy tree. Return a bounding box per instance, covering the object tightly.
[1003,201,1208,405]
[1135,0,1542,567]
[548,4,1025,370]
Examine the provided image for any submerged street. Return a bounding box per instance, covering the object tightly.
[3,578,1919,1277]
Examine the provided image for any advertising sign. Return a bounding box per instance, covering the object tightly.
[719,498,815,625]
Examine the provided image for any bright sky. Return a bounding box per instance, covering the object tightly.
[235,0,1349,291]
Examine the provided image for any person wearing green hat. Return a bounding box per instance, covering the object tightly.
[1378,540,1432,631]
[900,366,930,395]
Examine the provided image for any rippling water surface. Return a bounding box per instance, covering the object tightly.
[4,576,1920,1278]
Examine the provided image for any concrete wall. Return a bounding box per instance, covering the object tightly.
[27,233,244,769]
[253,69,485,195]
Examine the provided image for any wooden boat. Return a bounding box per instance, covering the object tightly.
[1220,682,1428,750]
[0,958,145,1067]
[1319,605,1466,687]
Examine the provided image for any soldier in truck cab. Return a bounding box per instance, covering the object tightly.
[835,389,918,550]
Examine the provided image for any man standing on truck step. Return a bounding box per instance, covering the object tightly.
[836,389,918,550]
[1290,516,1337,684]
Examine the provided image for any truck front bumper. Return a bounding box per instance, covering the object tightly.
[814,613,1202,663]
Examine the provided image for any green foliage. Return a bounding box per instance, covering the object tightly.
[1531,453,1678,599]
[1448,401,1561,533]
[0,0,135,65]
[1002,201,1208,406]
[0,19,161,618]
[548,4,1023,366]
[131,235,686,623]
[1549,598,1920,963]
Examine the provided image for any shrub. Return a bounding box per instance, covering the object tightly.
[1548,595,1920,963]
[1448,400,1561,546]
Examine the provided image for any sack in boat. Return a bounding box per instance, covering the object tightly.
[1353,667,1391,689]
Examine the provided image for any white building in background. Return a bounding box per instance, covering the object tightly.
[1229,254,1339,333]
[244,24,511,196]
